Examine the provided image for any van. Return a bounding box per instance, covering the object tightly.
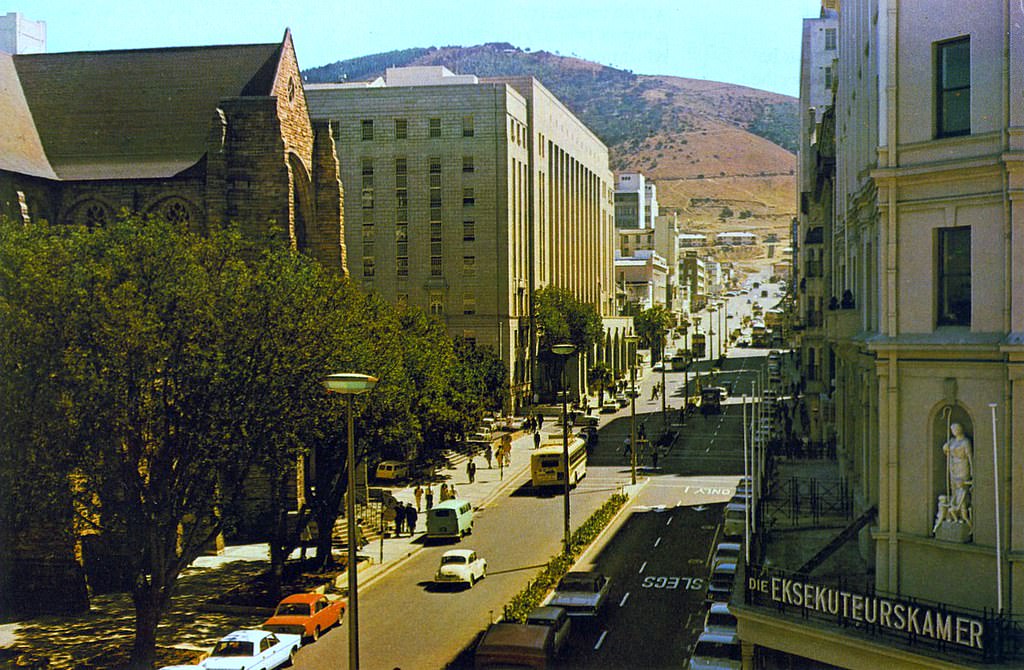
[722,502,746,538]
[426,499,474,540]
[374,460,408,481]
[475,622,551,669]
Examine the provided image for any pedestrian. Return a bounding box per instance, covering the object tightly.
[485,444,493,468]
[533,431,541,449]
[393,503,406,536]
[449,484,458,499]
[537,413,544,430]
[622,437,631,458]
[425,485,434,510]
[440,483,450,501]
[355,518,367,550]
[414,484,424,512]
[467,459,476,484]
[401,504,413,536]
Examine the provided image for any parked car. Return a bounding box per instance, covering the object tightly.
[434,548,487,587]
[474,622,551,670]
[722,502,747,537]
[688,631,742,670]
[374,460,408,481]
[706,562,737,605]
[703,602,738,636]
[614,392,629,408]
[262,592,344,641]
[578,414,599,427]
[201,629,300,670]
[548,571,610,617]
[710,542,741,570]
[525,605,572,658]
[600,401,618,414]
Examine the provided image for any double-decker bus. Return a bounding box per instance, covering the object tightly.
[691,333,707,359]
[531,436,587,489]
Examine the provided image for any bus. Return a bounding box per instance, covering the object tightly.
[531,436,587,489]
[751,320,771,348]
[691,333,707,359]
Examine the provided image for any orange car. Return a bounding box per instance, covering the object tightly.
[262,593,345,641]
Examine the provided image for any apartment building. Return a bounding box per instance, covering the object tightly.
[614,171,659,229]
[306,67,625,410]
[737,2,1024,667]
[0,12,45,54]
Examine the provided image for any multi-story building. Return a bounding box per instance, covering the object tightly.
[615,249,668,312]
[306,67,627,410]
[680,250,707,312]
[0,12,45,54]
[615,171,652,229]
[738,1,1024,667]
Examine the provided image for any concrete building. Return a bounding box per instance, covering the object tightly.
[715,231,758,246]
[614,171,648,229]
[0,12,45,54]
[678,232,709,247]
[615,249,668,311]
[680,250,707,312]
[306,67,628,410]
[737,1,1024,667]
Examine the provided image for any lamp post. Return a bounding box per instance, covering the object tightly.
[551,343,576,553]
[320,372,378,670]
[625,335,640,485]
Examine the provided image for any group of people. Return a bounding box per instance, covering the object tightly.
[390,501,419,537]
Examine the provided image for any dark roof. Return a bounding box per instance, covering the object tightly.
[0,53,56,178]
[9,41,284,180]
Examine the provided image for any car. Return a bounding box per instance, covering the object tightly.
[579,426,599,447]
[262,592,345,641]
[722,502,747,537]
[434,548,487,587]
[688,631,742,670]
[201,629,300,670]
[711,542,741,570]
[374,460,408,481]
[474,622,551,669]
[525,605,572,658]
[600,401,618,414]
[703,602,738,636]
[578,414,599,427]
[706,562,737,605]
[614,393,629,408]
[548,571,610,617]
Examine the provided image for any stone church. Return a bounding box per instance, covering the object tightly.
[0,30,346,613]
[0,29,346,270]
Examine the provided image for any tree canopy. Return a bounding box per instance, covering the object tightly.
[533,286,603,353]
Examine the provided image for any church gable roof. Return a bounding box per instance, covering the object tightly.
[11,40,284,180]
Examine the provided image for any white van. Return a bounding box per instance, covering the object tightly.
[426,499,474,540]
[374,460,408,481]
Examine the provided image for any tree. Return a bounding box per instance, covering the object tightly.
[533,286,603,397]
[587,362,614,404]
[634,305,675,363]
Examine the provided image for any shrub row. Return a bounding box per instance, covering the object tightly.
[502,492,628,622]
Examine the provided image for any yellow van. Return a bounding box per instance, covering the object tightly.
[374,460,409,481]
[426,499,474,540]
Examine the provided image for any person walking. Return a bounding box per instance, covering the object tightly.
[485,444,493,468]
[392,503,405,537]
[533,431,541,449]
[425,485,434,510]
[440,483,450,501]
[401,504,413,536]
[449,484,458,499]
[414,484,424,512]
[467,458,476,484]
[537,413,544,431]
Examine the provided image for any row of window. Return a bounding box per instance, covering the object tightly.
[361,115,475,141]
[363,254,479,278]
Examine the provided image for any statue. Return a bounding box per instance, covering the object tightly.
[934,421,973,542]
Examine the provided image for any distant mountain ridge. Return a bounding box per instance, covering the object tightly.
[303,42,796,232]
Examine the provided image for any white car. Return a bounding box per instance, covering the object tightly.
[548,571,610,617]
[434,548,487,587]
[689,631,741,670]
[201,629,300,670]
[703,602,738,636]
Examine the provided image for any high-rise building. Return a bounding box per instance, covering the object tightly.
[0,12,45,54]
[738,2,1024,667]
[307,67,629,410]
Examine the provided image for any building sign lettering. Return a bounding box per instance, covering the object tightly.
[747,575,984,650]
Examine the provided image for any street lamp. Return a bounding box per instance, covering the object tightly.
[551,343,576,553]
[660,328,667,434]
[320,372,378,670]
[625,335,640,485]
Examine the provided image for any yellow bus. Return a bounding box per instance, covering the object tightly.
[530,436,587,489]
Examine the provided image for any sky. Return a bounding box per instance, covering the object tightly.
[13,0,824,97]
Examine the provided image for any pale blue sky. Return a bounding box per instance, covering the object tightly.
[13,0,823,97]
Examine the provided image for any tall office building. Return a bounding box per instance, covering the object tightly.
[0,12,45,54]
[307,67,628,410]
[738,2,1024,667]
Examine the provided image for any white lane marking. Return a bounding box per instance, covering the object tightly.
[654,537,662,547]
[619,592,631,607]
[639,561,648,573]
[666,516,673,526]
[594,630,608,650]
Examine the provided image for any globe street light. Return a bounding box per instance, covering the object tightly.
[550,343,576,553]
[625,335,640,485]
[320,372,378,670]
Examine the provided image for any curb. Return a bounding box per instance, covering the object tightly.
[574,477,650,569]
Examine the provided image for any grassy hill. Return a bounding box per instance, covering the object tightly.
[303,43,796,241]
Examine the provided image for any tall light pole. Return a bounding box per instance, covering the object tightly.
[660,328,667,434]
[551,343,576,553]
[320,372,378,670]
[625,335,640,485]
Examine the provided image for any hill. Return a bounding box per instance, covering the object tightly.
[303,43,796,241]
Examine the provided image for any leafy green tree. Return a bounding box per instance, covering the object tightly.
[634,305,675,363]
[533,286,603,398]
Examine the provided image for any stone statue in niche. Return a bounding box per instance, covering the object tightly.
[933,421,973,542]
